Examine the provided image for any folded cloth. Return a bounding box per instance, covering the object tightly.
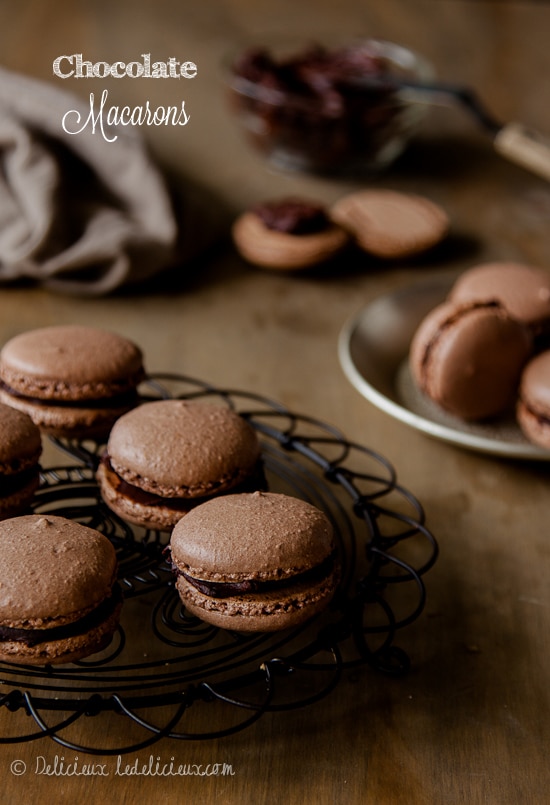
[0,66,180,295]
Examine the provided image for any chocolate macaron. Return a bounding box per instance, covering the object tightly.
[410,300,532,420]
[97,399,265,531]
[0,325,144,439]
[0,403,42,520]
[517,350,550,448]
[168,491,339,632]
[0,514,121,665]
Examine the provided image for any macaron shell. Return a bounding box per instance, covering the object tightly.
[330,189,449,259]
[0,388,135,439]
[232,211,349,270]
[170,491,335,581]
[0,403,42,473]
[176,566,339,632]
[107,400,261,497]
[0,325,144,400]
[0,514,118,626]
[410,301,532,420]
[449,262,550,327]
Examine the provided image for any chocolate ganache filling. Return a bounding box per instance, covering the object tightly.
[0,584,122,647]
[167,550,337,598]
[0,380,141,409]
[101,455,267,509]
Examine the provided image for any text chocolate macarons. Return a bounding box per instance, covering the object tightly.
[0,325,144,439]
[0,403,42,520]
[0,514,122,665]
[168,491,339,632]
[97,399,265,531]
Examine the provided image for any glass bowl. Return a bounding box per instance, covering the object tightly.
[224,37,434,176]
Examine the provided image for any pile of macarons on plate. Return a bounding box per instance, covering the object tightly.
[0,323,342,652]
[409,262,550,448]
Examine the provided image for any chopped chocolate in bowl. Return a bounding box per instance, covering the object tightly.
[225,38,434,175]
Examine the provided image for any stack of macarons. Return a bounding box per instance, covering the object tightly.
[409,262,550,446]
[232,189,450,271]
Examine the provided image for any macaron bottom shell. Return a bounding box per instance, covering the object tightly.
[175,566,340,633]
[0,387,138,440]
[0,601,122,666]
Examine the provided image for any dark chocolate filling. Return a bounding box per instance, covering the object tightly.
[168,550,337,599]
[101,454,267,510]
[0,466,39,496]
[0,584,122,647]
[0,379,141,410]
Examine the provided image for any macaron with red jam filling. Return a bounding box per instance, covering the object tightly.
[0,514,122,665]
[97,399,266,532]
[232,197,349,270]
[168,491,340,632]
[0,402,42,520]
[0,325,144,439]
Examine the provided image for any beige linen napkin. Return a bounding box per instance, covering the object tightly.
[0,66,181,295]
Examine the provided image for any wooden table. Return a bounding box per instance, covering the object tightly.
[1,1,549,802]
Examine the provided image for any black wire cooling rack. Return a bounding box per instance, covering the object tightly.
[0,374,438,755]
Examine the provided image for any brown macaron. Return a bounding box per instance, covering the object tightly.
[330,189,449,259]
[410,300,532,420]
[0,403,42,520]
[97,399,265,531]
[0,325,144,439]
[0,514,121,665]
[168,491,339,632]
[517,350,550,448]
[232,198,349,270]
[449,262,550,333]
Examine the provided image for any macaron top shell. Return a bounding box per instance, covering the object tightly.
[519,350,550,412]
[170,491,335,582]
[0,514,117,626]
[330,189,449,259]
[449,262,550,327]
[107,400,261,497]
[0,325,144,400]
[0,403,42,472]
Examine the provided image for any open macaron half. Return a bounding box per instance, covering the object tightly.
[168,491,340,632]
[0,514,122,665]
[97,399,265,531]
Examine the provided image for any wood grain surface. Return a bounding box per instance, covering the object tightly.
[0,1,549,803]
